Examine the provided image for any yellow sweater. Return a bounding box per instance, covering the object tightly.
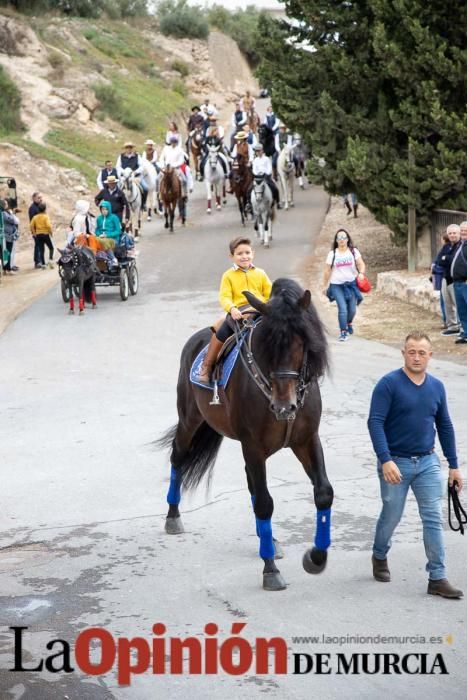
[30,213,53,235]
[219,266,272,313]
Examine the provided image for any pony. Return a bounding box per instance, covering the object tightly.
[58,245,97,314]
[251,175,275,248]
[293,137,308,189]
[277,144,295,210]
[204,144,226,214]
[258,124,276,158]
[231,147,253,227]
[120,168,142,239]
[160,166,182,232]
[190,126,205,181]
[158,278,333,591]
[140,160,158,221]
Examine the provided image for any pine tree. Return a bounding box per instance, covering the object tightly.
[256,1,467,243]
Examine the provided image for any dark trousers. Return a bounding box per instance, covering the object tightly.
[2,240,13,271]
[35,234,54,265]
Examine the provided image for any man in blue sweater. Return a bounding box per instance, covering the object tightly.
[368,331,463,598]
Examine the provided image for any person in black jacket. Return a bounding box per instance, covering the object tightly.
[94,176,130,224]
[451,221,467,344]
[435,225,461,336]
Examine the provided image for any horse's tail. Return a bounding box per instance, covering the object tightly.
[156,422,223,491]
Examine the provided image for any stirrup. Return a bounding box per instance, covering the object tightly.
[209,380,221,406]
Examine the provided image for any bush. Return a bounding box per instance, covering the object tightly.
[172,79,187,97]
[171,59,189,77]
[0,66,24,134]
[158,0,209,40]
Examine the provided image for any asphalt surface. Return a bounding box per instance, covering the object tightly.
[0,177,466,699]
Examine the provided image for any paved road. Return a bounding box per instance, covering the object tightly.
[0,178,466,699]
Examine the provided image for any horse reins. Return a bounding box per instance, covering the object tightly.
[448,482,467,534]
[233,320,311,447]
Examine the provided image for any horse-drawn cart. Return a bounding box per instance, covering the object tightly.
[61,248,139,304]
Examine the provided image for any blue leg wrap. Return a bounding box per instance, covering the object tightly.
[256,517,275,559]
[314,508,331,550]
[167,465,181,506]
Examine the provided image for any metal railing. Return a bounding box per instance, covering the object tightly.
[431,208,467,258]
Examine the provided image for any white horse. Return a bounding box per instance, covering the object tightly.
[277,145,295,210]
[205,145,226,214]
[121,167,143,239]
[140,161,158,221]
[251,175,275,248]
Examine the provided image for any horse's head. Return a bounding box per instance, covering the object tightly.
[58,246,79,282]
[121,167,133,189]
[208,145,219,167]
[253,174,266,199]
[244,279,328,421]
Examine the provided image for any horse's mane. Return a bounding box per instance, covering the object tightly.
[257,278,328,379]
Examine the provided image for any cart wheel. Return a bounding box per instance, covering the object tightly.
[120,268,129,301]
[61,280,71,302]
[128,264,139,296]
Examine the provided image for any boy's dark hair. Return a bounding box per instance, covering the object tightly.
[105,160,113,165]
[38,202,46,213]
[405,331,432,346]
[229,236,251,254]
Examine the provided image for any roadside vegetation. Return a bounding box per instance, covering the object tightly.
[156,0,264,66]
[256,1,467,244]
[0,66,24,135]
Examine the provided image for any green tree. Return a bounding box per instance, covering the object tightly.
[256,1,467,243]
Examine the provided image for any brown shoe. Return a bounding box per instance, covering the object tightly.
[427,579,463,599]
[372,555,390,582]
[197,335,224,385]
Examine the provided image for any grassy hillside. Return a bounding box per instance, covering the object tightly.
[2,14,190,184]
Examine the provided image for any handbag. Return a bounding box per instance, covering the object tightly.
[356,274,371,293]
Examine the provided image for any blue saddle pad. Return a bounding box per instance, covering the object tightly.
[190,337,245,390]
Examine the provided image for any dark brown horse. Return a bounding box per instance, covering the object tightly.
[160,166,182,232]
[190,126,205,181]
[158,278,334,591]
[231,150,252,226]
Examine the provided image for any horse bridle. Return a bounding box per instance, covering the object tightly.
[122,173,139,205]
[234,319,311,445]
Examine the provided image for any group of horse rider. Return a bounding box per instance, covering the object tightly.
[93,94,301,220]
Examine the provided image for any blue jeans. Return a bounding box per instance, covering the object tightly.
[329,282,357,332]
[453,281,467,338]
[373,454,445,580]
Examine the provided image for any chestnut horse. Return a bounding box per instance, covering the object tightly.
[158,278,334,591]
[160,166,182,232]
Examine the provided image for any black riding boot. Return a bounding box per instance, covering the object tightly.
[353,204,358,218]
[141,189,148,211]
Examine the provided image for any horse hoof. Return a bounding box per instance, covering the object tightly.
[290,202,295,207]
[263,571,287,591]
[79,310,84,316]
[207,209,211,214]
[222,199,227,205]
[303,547,327,574]
[164,223,169,228]
[147,216,152,222]
[216,205,221,211]
[273,539,284,560]
[92,305,97,310]
[68,309,74,315]
[165,516,184,535]
[300,184,305,190]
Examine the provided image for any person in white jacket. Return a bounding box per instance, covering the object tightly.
[252,144,281,208]
[158,137,189,195]
[67,200,95,245]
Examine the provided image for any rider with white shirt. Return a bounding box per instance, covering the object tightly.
[158,137,189,196]
[252,144,281,208]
